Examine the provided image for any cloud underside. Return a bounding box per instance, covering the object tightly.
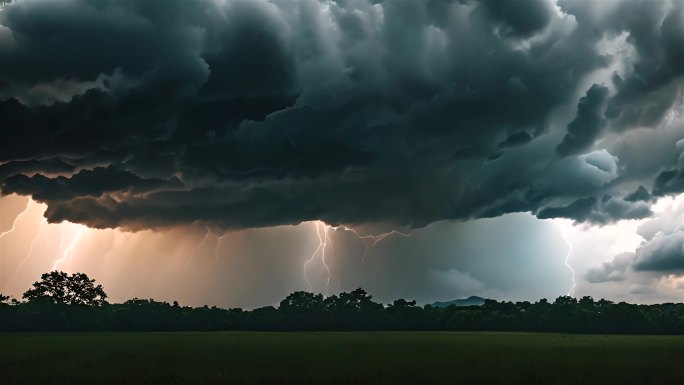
[1,0,684,230]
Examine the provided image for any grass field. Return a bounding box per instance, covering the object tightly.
[2,332,683,385]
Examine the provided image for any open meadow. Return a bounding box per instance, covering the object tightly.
[2,332,683,385]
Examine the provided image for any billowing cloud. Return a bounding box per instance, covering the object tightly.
[653,139,684,196]
[556,84,610,156]
[0,0,683,230]
[586,252,632,283]
[634,231,684,271]
[3,166,182,201]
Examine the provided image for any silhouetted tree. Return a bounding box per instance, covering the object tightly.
[387,299,422,329]
[578,296,595,308]
[337,288,379,312]
[22,271,107,306]
[280,291,325,312]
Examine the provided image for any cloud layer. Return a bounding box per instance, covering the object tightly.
[1,0,683,230]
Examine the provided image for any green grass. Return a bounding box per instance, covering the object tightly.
[2,332,683,384]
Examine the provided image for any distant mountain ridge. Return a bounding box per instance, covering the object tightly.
[431,296,485,308]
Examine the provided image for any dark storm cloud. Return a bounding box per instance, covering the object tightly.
[538,197,597,222]
[480,0,552,38]
[0,158,75,180]
[538,195,652,224]
[556,84,609,157]
[600,0,684,130]
[652,140,684,196]
[0,0,683,229]
[625,186,652,202]
[633,231,684,272]
[497,131,533,149]
[2,166,182,201]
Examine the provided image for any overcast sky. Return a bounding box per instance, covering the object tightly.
[1,0,684,307]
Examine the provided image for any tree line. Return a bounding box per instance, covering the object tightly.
[2,271,684,333]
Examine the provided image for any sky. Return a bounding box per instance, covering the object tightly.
[1,0,684,308]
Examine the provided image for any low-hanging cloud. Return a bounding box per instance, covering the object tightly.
[0,0,683,230]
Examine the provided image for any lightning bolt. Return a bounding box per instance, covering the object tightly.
[2,219,45,291]
[336,226,411,262]
[303,220,411,291]
[0,198,33,290]
[0,198,32,241]
[212,232,227,266]
[319,222,331,288]
[303,221,327,290]
[184,226,211,269]
[52,226,86,271]
[558,224,576,297]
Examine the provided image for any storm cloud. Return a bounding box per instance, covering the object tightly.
[1,0,683,230]
[585,195,684,298]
